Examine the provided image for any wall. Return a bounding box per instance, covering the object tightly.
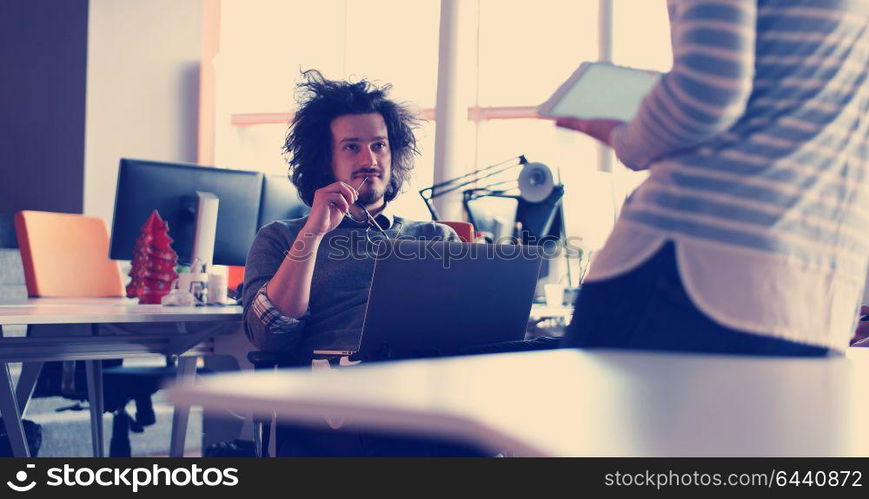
[84,0,202,226]
[0,0,89,224]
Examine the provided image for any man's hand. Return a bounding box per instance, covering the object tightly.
[553,117,625,147]
[851,305,869,346]
[303,181,359,236]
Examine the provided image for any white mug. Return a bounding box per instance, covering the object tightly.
[207,273,228,304]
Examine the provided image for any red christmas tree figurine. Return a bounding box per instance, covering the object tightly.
[126,210,178,304]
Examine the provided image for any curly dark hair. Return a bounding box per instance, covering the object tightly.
[283,70,420,206]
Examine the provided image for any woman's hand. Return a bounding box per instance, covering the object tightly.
[303,181,359,236]
[553,117,626,147]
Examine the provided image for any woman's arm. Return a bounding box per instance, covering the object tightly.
[557,1,758,171]
[612,0,757,170]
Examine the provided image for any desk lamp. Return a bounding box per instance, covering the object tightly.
[419,155,558,221]
[419,155,574,286]
[419,155,564,245]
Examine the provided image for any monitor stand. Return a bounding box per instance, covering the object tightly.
[191,191,218,270]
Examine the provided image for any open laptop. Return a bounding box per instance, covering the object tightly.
[313,240,543,360]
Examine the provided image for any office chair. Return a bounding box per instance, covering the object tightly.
[13,210,192,456]
[436,221,475,243]
[227,266,245,298]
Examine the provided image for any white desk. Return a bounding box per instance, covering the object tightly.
[0,297,242,457]
[167,349,869,457]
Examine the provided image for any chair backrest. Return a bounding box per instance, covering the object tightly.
[227,265,245,293]
[437,221,475,243]
[14,210,125,297]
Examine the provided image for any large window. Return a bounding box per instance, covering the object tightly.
[474,1,604,247]
[212,0,440,218]
[206,0,672,249]
[613,0,672,72]
[608,0,672,218]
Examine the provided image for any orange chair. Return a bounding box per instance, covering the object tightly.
[227,265,245,293]
[437,221,475,243]
[15,211,124,297]
[13,210,191,457]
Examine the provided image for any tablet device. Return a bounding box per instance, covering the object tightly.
[538,61,661,121]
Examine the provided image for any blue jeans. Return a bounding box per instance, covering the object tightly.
[562,242,830,357]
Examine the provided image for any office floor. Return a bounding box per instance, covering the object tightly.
[12,359,204,457]
[24,393,202,457]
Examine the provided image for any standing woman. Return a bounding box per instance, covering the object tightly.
[555,0,868,355]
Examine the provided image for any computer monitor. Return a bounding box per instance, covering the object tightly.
[110,158,264,267]
[257,174,310,229]
[515,185,565,245]
[464,186,568,285]
[464,185,565,245]
[465,196,518,243]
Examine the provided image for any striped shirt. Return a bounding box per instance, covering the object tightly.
[588,0,869,350]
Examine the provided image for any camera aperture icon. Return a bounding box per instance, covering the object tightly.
[7,464,36,492]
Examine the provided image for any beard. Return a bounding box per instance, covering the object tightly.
[357,181,388,206]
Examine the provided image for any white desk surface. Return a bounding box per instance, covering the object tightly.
[0,297,242,325]
[0,297,245,457]
[0,297,243,363]
[167,348,869,457]
[0,297,245,458]
[0,298,547,327]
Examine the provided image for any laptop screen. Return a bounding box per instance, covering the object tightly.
[356,240,543,360]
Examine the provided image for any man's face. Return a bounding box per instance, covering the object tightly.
[330,113,392,207]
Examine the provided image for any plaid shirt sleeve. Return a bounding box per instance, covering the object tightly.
[251,282,307,334]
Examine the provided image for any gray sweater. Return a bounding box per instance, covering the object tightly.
[242,215,458,353]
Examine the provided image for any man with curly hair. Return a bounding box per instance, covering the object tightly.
[242,70,458,356]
